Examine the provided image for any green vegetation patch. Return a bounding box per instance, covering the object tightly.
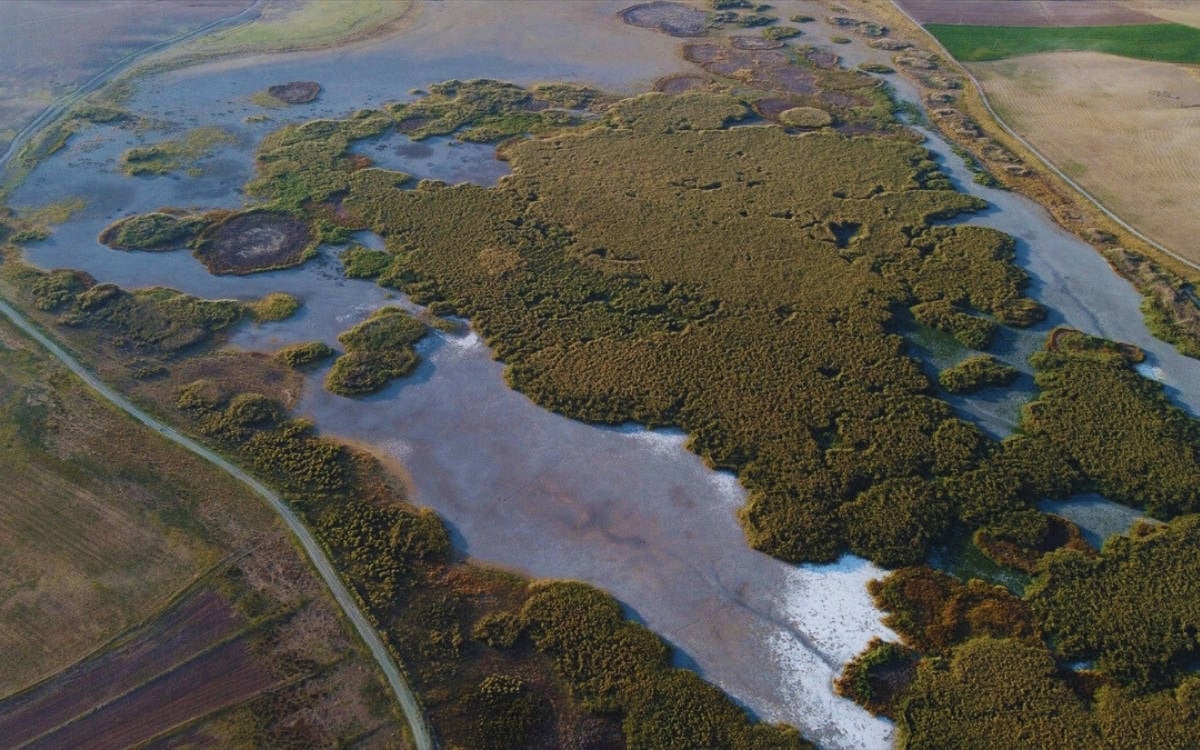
[325,307,427,396]
[899,636,1102,748]
[837,561,1200,746]
[274,341,336,368]
[240,81,1057,565]
[1023,329,1200,517]
[2,264,243,361]
[388,79,600,143]
[763,25,802,40]
[1029,515,1200,690]
[248,292,300,322]
[938,354,1018,393]
[98,211,206,251]
[119,126,237,176]
[834,637,916,717]
[502,581,811,748]
[927,23,1200,64]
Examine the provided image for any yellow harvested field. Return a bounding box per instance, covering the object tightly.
[972,51,1200,265]
[1124,2,1200,29]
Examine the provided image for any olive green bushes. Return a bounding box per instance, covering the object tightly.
[1029,516,1200,691]
[1023,330,1200,516]
[3,264,241,357]
[899,637,1101,750]
[388,79,601,143]
[332,88,1045,564]
[938,353,1018,393]
[98,211,205,250]
[274,340,335,368]
[325,307,427,396]
[493,581,811,749]
[119,126,236,176]
[833,638,915,717]
[248,292,300,322]
[170,380,812,747]
[851,558,1200,748]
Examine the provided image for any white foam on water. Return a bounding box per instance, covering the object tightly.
[1134,362,1166,382]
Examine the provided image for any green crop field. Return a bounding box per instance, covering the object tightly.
[927,22,1200,63]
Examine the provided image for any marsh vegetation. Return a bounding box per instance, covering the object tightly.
[325,307,427,396]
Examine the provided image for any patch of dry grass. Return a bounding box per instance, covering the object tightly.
[972,50,1200,264]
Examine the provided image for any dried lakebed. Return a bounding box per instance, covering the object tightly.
[9,4,1200,748]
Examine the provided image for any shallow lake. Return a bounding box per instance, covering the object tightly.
[8,2,1198,747]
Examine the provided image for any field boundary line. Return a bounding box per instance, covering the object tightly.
[12,618,283,750]
[0,3,433,744]
[0,299,434,750]
[889,0,1200,274]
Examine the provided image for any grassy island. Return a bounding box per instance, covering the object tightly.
[119,126,236,176]
[938,354,1019,393]
[325,307,427,396]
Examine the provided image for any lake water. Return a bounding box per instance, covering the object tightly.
[9,2,1199,747]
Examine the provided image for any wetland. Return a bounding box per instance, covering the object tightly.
[4,2,1200,748]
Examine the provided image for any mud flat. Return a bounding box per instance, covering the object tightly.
[266,80,322,104]
[619,1,711,37]
[193,210,314,275]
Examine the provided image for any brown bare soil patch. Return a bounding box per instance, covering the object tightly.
[193,210,314,274]
[619,1,710,37]
[972,50,1200,264]
[267,80,322,104]
[0,589,249,747]
[896,0,1160,26]
[653,73,715,94]
[754,96,805,119]
[683,42,821,94]
[1126,2,1200,29]
[24,638,274,750]
[731,35,784,50]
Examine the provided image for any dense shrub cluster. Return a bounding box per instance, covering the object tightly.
[325,86,1051,564]
[97,211,205,250]
[248,292,300,322]
[1028,515,1200,690]
[325,307,427,396]
[899,636,1101,749]
[867,566,1037,654]
[833,637,915,717]
[1023,330,1200,517]
[273,340,335,368]
[848,512,1200,746]
[118,126,235,176]
[506,582,811,749]
[3,264,242,358]
[388,79,599,143]
[938,353,1018,393]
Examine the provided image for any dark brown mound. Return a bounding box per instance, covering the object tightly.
[266,80,321,104]
[731,35,784,50]
[193,210,312,275]
[753,96,803,120]
[619,1,709,37]
[820,90,869,108]
[653,73,714,95]
[683,42,822,95]
[805,48,841,69]
[395,115,434,133]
